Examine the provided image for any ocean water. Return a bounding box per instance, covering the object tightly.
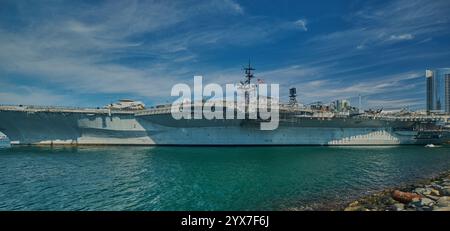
[0,145,449,211]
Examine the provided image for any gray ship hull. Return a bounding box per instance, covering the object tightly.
[0,109,153,145]
[0,107,447,146]
[137,113,443,145]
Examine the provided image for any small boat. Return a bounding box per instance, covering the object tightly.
[425,144,436,148]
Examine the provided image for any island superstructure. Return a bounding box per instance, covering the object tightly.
[0,65,449,146]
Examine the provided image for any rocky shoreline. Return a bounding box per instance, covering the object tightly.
[343,171,450,211]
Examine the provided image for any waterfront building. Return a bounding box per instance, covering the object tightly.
[426,68,450,113]
[333,99,350,112]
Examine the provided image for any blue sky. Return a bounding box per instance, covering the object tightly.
[0,0,449,110]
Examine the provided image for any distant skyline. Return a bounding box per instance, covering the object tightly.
[0,0,450,110]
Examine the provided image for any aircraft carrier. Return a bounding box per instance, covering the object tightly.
[0,65,449,146]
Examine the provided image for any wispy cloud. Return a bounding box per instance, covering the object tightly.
[223,0,244,14]
[0,0,282,106]
[0,83,75,106]
[309,0,450,51]
[388,33,414,41]
[367,98,423,110]
[294,19,308,31]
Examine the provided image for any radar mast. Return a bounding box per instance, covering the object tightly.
[243,60,255,85]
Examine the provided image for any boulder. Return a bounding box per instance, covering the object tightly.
[433,206,450,211]
[390,203,405,211]
[408,198,434,209]
[435,196,450,207]
[414,188,431,195]
[344,205,365,211]
[425,195,440,201]
[344,201,366,211]
[392,190,422,203]
[348,201,359,207]
[430,189,440,196]
[439,188,450,196]
[420,198,435,207]
[431,183,444,191]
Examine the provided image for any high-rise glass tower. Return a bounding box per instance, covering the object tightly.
[426,68,450,113]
